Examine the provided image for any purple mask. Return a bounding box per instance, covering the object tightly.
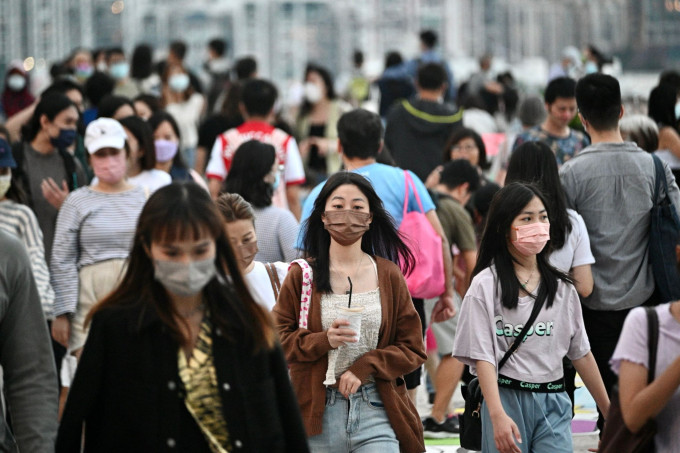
[154,139,178,163]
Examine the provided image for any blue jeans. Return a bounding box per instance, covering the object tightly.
[481,387,573,453]
[308,383,399,453]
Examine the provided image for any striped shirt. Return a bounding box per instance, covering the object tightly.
[253,206,299,263]
[0,200,55,319]
[51,186,147,317]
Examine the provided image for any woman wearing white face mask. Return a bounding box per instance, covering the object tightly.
[295,64,350,186]
[161,63,205,168]
[216,193,289,311]
[56,182,309,453]
[224,140,299,263]
[50,118,148,363]
[1,62,35,119]
[452,183,609,453]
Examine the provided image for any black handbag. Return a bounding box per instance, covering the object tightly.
[649,154,680,303]
[600,307,659,453]
[459,294,546,451]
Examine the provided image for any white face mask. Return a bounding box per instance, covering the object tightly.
[303,82,323,103]
[168,73,190,93]
[7,75,26,92]
[154,257,217,297]
[0,174,10,198]
[675,102,680,121]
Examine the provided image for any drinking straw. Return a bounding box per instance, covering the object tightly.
[347,276,353,308]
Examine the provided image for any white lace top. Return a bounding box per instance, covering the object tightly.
[321,257,382,386]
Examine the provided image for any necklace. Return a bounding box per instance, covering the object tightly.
[177,303,205,319]
[331,253,365,294]
[517,266,536,290]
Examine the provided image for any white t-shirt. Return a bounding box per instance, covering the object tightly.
[128,169,172,193]
[549,209,595,272]
[243,261,289,311]
[453,265,590,383]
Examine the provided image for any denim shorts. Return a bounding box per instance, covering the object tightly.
[481,386,573,453]
[308,383,399,453]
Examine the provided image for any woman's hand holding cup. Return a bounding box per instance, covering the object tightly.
[327,319,357,349]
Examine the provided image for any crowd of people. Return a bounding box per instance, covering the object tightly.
[0,29,679,453]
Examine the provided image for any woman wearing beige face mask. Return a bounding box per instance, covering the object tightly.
[273,171,427,453]
[216,193,289,311]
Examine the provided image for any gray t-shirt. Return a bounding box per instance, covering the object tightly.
[453,266,590,383]
[560,141,680,311]
[21,143,88,264]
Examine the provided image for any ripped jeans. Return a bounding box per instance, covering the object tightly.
[308,383,399,453]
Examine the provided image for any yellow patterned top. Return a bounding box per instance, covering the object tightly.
[178,316,230,453]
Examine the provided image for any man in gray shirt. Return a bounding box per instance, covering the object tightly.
[559,73,680,428]
[0,230,58,451]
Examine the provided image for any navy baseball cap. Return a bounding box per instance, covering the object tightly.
[0,139,16,168]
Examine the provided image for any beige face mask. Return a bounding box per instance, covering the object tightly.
[322,210,371,246]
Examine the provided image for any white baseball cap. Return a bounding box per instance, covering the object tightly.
[84,117,127,154]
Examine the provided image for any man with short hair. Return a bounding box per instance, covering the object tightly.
[422,159,480,437]
[560,73,680,429]
[513,77,589,165]
[298,109,456,398]
[406,30,456,102]
[385,62,462,182]
[108,47,139,99]
[204,38,231,113]
[206,79,305,218]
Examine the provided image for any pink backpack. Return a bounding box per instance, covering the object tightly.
[289,259,313,328]
[398,171,446,299]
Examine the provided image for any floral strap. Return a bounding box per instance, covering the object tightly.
[289,259,313,329]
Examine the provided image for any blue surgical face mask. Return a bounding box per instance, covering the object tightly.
[584,61,598,74]
[271,172,280,191]
[675,102,680,121]
[168,74,190,93]
[50,128,77,149]
[109,62,129,80]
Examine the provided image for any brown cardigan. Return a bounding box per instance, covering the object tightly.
[273,256,426,453]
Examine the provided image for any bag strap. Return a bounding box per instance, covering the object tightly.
[402,170,425,217]
[652,154,668,205]
[645,306,659,383]
[264,262,281,301]
[498,292,547,372]
[289,259,313,329]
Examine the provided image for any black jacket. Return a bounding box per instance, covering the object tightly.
[56,303,309,453]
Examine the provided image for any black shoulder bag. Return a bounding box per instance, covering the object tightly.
[600,307,659,453]
[649,154,680,303]
[460,293,546,451]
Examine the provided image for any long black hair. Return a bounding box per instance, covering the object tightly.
[473,182,571,310]
[89,182,276,352]
[303,172,414,293]
[119,115,156,170]
[648,83,679,133]
[148,111,189,171]
[225,140,275,208]
[504,141,572,250]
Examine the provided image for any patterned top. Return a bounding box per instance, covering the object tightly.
[512,125,590,165]
[320,257,382,386]
[0,200,55,318]
[178,316,230,453]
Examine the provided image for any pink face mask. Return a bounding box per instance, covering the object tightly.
[511,222,550,256]
[91,152,127,184]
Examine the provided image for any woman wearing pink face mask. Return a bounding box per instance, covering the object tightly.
[452,182,609,453]
[50,118,148,367]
